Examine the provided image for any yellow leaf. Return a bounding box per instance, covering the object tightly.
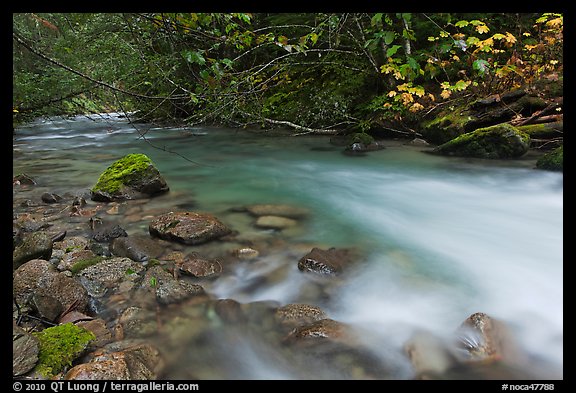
[546,17,563,28]
[505,32,517,44]
[409,103,424,112]
[476,24,490,34]
[387,91,397,97]
[440,90,452,99]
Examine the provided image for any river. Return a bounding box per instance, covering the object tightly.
[12,113,563,379]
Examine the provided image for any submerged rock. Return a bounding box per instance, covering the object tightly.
[240,203,309,219]
[90,153,169,202]
[274,303,328,330]
[255,215,298,230]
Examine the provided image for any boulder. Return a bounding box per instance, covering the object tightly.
[65,341,164,380]
[13,259,90,313]
[110,234,166,263]
[297,247,354,275]
[13,231,53,270]
[90,153,169,202]
[149,211,232,245]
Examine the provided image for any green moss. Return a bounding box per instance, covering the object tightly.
[91,153,154,194]
[536,145,563,171]
[434,123,530,158]
[70,256,105,275]
[32,323,96,378]
[420,103,475,144]
[349,132,375,146]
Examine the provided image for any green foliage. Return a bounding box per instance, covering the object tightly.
[32,323,96,378]
[536,145,563,171]
[13,13,563,131]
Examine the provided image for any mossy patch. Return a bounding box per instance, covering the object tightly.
[536,145,563,171]
[91,153,154,194]
[32,323,96,378]
[348,132,375,146]
[70,256,106,275]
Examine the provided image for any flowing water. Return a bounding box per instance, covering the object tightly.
[13,113,563,379]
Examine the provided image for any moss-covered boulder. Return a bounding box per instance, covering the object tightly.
[91,153,169,202]
[32,323,95,378]
[536,145,563,171]
[431,123,530,159]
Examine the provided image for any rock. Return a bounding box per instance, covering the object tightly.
[65,341,163,380]
[92,223,128,243]
[77,257,145,298]
[13,259,90,313]
[110,234,166,263]
[13,324,40,377]
[53,236,90,253]
[90,153,169,202]
[254,215,298,230]
[143,265,206,305]
[244,204,309,219]
[31,293,63,322]
[404,330,458,379]
[116,307,158,339]
[58,249,98,271]
[454,312,525,364]
[297,247,353,275]
[431,123,530,159]
[149,211,232,245]
[41,192,62,204]
[13,173,37,186]
[76,319,113,349]
[13,231,53,270]
[274,303,328,330]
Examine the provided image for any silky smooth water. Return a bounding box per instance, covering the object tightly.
[13,113,563,379]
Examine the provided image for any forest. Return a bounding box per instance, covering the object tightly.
[13,12,563,136]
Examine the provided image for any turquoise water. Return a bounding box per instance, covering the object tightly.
[13,113,563,379]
